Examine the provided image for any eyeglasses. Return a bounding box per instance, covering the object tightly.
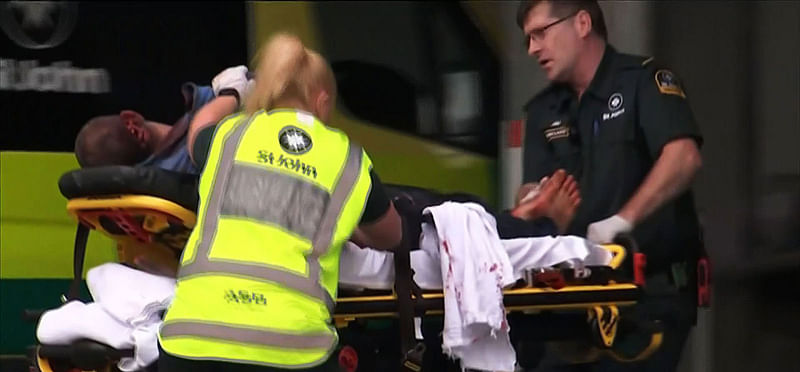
[523,11,579,46]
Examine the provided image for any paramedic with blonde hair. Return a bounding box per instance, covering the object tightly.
[157,33,403,372]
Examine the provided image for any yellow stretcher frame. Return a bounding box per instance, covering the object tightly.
[33,194,662,372]
[65,195,640,314]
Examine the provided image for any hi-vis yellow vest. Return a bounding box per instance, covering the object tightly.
[159,109,373,368]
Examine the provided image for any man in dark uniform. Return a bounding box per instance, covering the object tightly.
[517,1,705,371]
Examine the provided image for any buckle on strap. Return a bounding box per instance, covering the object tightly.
[401,342,426,372]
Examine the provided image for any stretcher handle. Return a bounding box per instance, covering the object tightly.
[67,223,90,302]
[613,234,647,287]
[612,233,639,254]
[603,244,626,270]
[697,257,711,307]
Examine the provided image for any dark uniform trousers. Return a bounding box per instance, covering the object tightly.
[520,44,704,372]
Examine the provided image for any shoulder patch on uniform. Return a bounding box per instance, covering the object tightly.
[642,56,654,66]
[654,69,686,98]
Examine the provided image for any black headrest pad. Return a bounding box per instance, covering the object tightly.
[58,166,200,212]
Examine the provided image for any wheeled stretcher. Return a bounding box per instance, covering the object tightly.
[27,166,662,372]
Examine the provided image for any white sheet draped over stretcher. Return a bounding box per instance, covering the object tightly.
[36,202,611,371]
[37,263,175,372]
[339,202,612,372]
[338,225,611,291]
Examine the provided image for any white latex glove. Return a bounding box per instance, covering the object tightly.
[211,65,251,104]
[586,214,633,244]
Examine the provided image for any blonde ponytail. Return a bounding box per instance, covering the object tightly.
[245,32,337,115]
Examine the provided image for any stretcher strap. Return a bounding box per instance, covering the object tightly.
[68,223,90,301]
[523,266,627,290]
[393,198,425,371]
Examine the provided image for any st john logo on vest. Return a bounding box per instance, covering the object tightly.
[0,1,111,93]
[279,126,313,155]
[258,150,319,179]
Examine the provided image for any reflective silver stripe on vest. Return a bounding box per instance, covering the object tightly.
[160,321,336,350]
[221,162,329,241]
[179,113,363,315]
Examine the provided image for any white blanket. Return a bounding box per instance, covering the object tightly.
[338,203,611,372]
[37,263,174,372]
[338,231,611,290]
[37,203,611,372]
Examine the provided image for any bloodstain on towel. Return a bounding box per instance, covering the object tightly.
[442,240,462,304]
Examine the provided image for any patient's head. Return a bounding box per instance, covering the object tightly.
[74,110,154,167]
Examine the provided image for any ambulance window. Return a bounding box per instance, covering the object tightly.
[313,2,499,156]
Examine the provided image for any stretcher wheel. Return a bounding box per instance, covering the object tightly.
[607,319,665,363]
[608,332,664,363]
[338,345,359,372]
[34,352,114,372]
[34,341,130,372]
[550,340,605,365]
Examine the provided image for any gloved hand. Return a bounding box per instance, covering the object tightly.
[211,65,252,105]
[586,214,633,244]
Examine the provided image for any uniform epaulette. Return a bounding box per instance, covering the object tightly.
[616,52,653,70]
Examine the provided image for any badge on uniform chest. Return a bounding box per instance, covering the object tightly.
[602,92,626,121]
[544,120,571,142]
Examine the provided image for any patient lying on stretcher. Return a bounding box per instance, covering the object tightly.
[125,168,586,279]
[351,168,581,247]
[341,170,609,291]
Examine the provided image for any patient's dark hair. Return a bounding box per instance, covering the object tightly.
[74,115,150,167]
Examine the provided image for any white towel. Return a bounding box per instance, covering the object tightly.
[36,301,133,350]
[338,227,612,291]
[422,202,517,372]
[87,263,176,324]
[90,263,175,371]
[118,321,162,372]
[37,263,176,372]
